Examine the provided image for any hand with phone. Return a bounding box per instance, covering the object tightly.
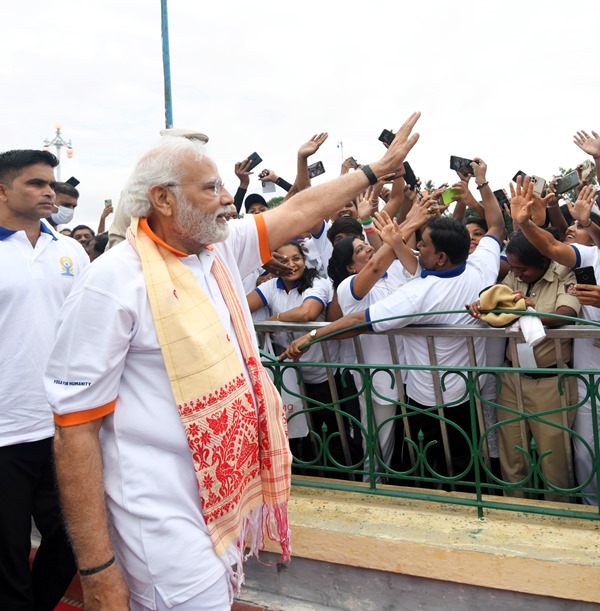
[450,155,475,178]
[470,157,487,186]
[371,111,421,182]
[341,157,359,174]
[234,158,254,189]
[572,282,600,307]
[258,168,278,184]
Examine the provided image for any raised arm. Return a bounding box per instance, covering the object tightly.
[258,168,292,192]
[574,130,600,183]
[471,157,506,241]
[233,158,253,212]
[97,202,113,235]
[264,112,421,252]
[566,185,600,248]
[510,176,577,268]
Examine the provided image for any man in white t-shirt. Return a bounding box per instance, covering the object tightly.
[0,149,89,610]
[45,113,422,610]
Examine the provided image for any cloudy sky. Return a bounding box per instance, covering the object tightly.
[2,1,599,230]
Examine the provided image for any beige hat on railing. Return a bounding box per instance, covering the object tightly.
[478,284,526,328]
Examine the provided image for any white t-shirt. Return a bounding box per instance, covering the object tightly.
[366,235,501,406]
[337,260,407,402]
[0,223,88,447]
[569,244,600,370]
[255,275,334,383]
[45,216,268,608]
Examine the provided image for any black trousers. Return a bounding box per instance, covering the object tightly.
[0,438,76,611]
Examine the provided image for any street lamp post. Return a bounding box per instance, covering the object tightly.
[43,124,73,181]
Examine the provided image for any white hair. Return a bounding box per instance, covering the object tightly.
[121,137,206,219]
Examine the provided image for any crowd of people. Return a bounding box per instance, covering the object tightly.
[2,113,600,610]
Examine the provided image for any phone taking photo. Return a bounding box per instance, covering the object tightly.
[348,157,358,169]
[450,155,474,177]
[403,161,420,194]
[246,152,263,172]
[104,199,112,208]
[493,189,510,210]
[441,188,461,206]
[555,171,580,195]
[575,266,597,286]
[378,129,395,146]
[308,161,325,179]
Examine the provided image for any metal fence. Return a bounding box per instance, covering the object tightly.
[255,313,600,521]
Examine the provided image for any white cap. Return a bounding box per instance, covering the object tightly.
[159,128,209,142]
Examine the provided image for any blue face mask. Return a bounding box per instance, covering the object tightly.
[50,206,75,225]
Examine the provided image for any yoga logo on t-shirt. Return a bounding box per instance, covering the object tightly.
[60,256,75,277]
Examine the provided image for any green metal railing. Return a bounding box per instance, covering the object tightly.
[256,311,600,521]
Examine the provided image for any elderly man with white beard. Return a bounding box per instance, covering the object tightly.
[43,113,420,611]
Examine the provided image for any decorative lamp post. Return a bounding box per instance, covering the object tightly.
[43,124,73,181]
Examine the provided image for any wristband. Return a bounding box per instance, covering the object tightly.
[363,226,375,233]
[359,216,373,226]
[79,556,115,576]
[275,177,292,192]
[581,220,592,228]
[476,181,489,190]
[360,164,378,185]
[593,155,600,160]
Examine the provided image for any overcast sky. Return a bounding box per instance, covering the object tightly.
[2,1,599,231]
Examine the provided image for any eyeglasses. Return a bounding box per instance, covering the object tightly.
[164,178,226,197]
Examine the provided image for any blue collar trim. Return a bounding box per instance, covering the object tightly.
[40,222,58,241]
[276,277,299,290]
[421,262,466,279]
[0,226,16,241]
[0,222,57,241]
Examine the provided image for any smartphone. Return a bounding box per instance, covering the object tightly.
[580,159,594,181]
[512,170,528,183]
[104,199,112,207]
[450,155,474,177]
[348,157,358,169]
[403,161,420,193]
[441,188,461,205]
[308,161,325,179]
[575,266,597,286]
[531,175,547,196]
[555,171,579,195]
[494,189,510,210]
[378,129,395,146]
[246,152,263,172]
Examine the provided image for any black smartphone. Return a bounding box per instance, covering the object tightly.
[512,170,527,183]
[348,157,358,169]
[246,152,263,172]
[575,266,597,286]
[403,161,420,194]
[494,189,510,210]
[450,155,474,177]
[308,161,325,179]
[378,129,395,146]
[555,171,580,195]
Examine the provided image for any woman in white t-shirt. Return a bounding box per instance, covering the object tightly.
[328,236,409,481]
[247,240,347,472]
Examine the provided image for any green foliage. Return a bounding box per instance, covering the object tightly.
[268,196,285,208]
[423,179,436,193]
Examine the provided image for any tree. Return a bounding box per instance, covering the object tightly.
[268,196,285,208]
